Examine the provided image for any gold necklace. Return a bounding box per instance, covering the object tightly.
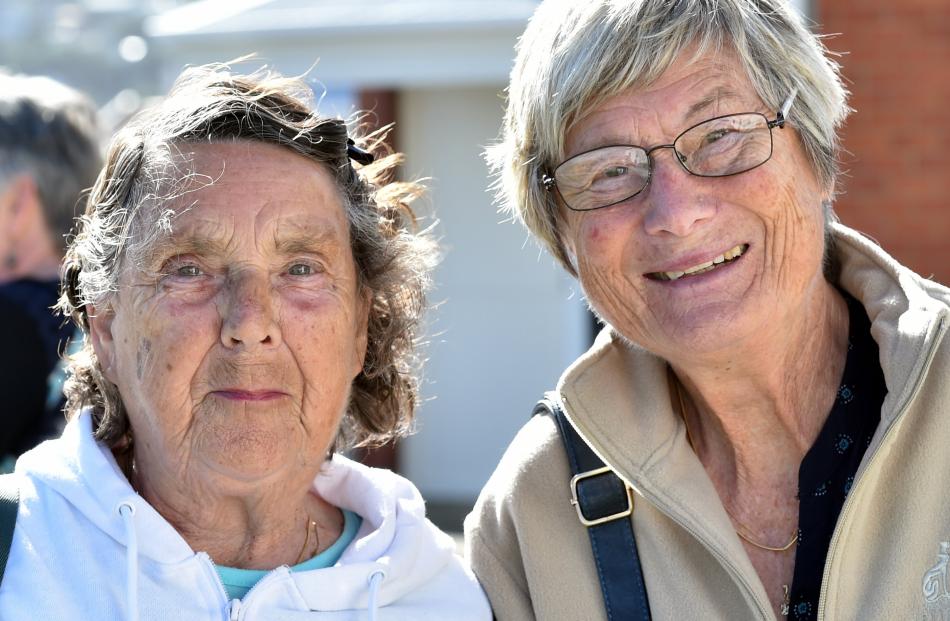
[730,518,798,552]
[672,375,799,553]
[294,517,320,565]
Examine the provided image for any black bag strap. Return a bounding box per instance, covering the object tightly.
[0,473,19,586]
[534,392,651,621]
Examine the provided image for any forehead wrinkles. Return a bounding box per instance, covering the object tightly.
[138,209,349,272]
[563,53,753,154]
[123,142,350,273]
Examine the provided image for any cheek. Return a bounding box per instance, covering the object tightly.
[286,314,351,377]
[284,294,347,355]
[116,298,219,402]
[757,176,826,289]
[571,217,653,334]
[581,220,608,248]
[155,298,219,358]
[757,139,826,248]
[573,209,634,267]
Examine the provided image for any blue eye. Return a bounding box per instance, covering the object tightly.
[175,265,202,277]
[288,263,314,276]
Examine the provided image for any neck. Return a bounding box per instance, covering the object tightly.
[129,457,343,570]
[670,280,849,505]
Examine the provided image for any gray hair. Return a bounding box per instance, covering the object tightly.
[58,63,437,453]
[0,72,101,251]
[488,0,850,274]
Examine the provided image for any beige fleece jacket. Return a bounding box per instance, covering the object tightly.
[465,224,950,620]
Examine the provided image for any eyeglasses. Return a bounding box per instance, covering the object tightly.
[542,89,798,212]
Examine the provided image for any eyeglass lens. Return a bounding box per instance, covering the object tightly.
[554,112,773,211]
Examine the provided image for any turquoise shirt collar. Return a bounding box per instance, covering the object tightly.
[216,509,363,601]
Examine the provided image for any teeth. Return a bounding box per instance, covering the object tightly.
[655,244,747,281]
[685,260,713,274]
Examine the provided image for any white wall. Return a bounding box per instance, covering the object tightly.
[398,86,588,501]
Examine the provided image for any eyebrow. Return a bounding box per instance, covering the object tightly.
[682,86,743,123]
[141,232,230,270]
[273,229,343,256]
[140,217,347,269]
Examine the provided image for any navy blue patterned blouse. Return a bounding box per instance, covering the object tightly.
[786,292,886,619]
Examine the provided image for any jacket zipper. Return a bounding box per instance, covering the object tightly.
[817,315,947,619]
[228,599,241,621]
[562,395,775,620]
[198,551,243,621]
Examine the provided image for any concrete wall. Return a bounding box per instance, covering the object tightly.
[397,86,588,514]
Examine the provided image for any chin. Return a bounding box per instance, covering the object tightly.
[200,452,299,485]
[632,297,767,362]
[197,427,302,480]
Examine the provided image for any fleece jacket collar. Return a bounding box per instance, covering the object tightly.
[554,223,949,617]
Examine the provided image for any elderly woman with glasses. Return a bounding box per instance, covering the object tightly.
[0,65,491,621]
[465,1,950,620]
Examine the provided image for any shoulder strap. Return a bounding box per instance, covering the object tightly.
[534,392,652,621]
[0,473,19,586]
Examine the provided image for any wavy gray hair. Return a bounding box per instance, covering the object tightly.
[488,0,850,275]
[58,64,436,453]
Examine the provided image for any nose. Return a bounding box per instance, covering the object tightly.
[220,268,282,350]
[641,146,716,237]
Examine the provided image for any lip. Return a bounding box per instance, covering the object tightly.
[644,242,749,281]
[212,389,288,401]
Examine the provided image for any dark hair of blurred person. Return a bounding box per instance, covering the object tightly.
[0,71,101,461]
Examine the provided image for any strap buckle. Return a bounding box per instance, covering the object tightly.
[570,466,634,527]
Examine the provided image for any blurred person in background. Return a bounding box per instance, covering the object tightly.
[0,72,101,463]
[0,64,490,620]
[466,0,949,619]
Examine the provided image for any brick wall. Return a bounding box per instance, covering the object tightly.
[817,0,949,285]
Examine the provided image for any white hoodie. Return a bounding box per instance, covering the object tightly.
[0,411,491,621]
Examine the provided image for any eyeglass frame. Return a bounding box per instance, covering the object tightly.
[541,88,799,212]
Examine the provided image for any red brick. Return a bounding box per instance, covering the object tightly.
[819,0,950,285]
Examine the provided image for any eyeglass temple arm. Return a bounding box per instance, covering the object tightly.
[774,87,799,128]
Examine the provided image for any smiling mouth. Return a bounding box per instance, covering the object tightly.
[646,244,749,281]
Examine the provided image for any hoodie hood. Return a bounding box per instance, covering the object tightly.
[293,453,464,611]
[16,410,194,565]
[11,411,489,620]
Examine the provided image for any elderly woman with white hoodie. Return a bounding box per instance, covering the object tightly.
[0,64,490,621]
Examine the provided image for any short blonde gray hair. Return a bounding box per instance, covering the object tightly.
[489,0,850,274]
[59,64,436,453]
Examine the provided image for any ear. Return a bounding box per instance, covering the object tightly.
[352,286,371,379]
[87,302,119,384]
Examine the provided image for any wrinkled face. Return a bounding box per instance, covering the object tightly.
[89,141,368,488]
[561,50,830,361]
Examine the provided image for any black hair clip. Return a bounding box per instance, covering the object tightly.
[347,138,375,166]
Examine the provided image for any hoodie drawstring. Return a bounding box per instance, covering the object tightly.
[117,501,140,621]
[367,569,386,621]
